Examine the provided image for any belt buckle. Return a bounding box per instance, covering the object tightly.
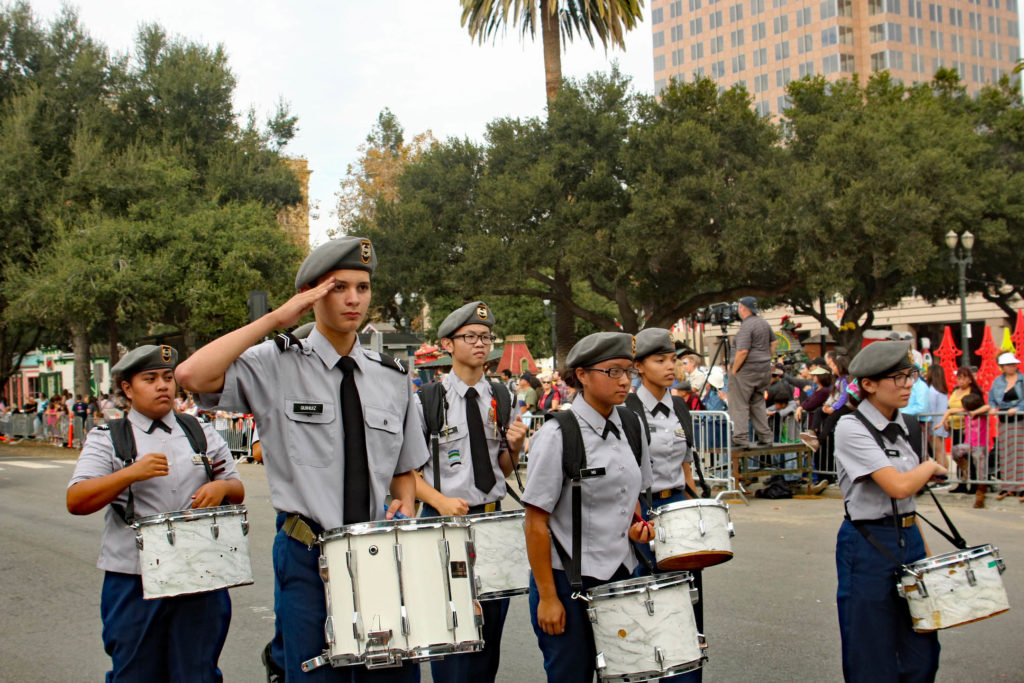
[484,502,497,513]
[658,489,673,499]
[902,515,915,529]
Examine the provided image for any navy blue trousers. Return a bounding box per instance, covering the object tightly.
[836,520,940,683]
[419,502,510,683]
[271,513,420,682]
[635,491,703,682]
[528,567,631,683]
[100,571,230,683]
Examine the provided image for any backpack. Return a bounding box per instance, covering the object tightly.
[419,380,513,495]
[623,392,710,500]
[547,407,647,592]
[97,413,212,525]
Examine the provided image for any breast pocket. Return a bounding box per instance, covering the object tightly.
[364,404,403,475]
[283,396,336,467]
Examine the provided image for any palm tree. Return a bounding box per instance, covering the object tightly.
[459,0,645,104]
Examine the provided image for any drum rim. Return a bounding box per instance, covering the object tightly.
[133,503,247,526]
[464,509,525,523]
[648,499,728,516]
[586,570,693,599]
[904,544,998,572]
[322,517,448,539]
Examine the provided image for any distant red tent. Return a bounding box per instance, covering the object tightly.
[413,344,441,366]
[497,335,539,376]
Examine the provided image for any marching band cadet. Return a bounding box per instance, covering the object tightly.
[834,341,947,682]
[627,327,703,682]
[522,332,653,683]
[67,345,244,682]
[414,301,528,682]
[175,237,428,682]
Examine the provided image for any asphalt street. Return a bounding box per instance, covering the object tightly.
[2,442,1023,682]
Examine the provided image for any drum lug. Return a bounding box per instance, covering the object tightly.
[698,518,707,537]
[587,606,598,623]
[727,521,736,538]
[698,633,708,650]
[917,578,929,598]
[654,645,666,669]
[367,629,393,649]
[656,525,666,543]
[447,600,459,631]
[965,565,977,587]
[400,606,410,637]
[318,554,329,582]
[645,589,656,616]
[210,521,220,540]
[165,525,175,546]
[474,599,484,627]
[352,612,363,640]
[135,532,144,550]
[689,587,700,605]
[595,652,607,671]
[300,654,329,672]
[324,615,335,646]
[241,510,249,536]
[996,557,1007,574]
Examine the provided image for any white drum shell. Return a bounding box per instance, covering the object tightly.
[899,544,1010,632]
[650,500,734,570]
[134,504,253,600]
[587,573,705,682]
[467,510,528,600]
[320,519,482,667]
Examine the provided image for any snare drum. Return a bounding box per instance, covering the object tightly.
[133,504,253,600]
[586,572,707,682]
[898,544,1010,632]
[649,499,734,570]
[466,510,528,600]
[308,517,483,670]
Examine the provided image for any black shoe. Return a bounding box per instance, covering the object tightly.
[949,485,969,494]
[262,641,284,683]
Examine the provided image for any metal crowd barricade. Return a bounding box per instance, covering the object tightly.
[1,413,37,441]
[517,412,548,470]
[214,415,254,460]
[689,410,745,502]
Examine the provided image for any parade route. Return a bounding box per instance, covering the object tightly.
[2,442,1023,682]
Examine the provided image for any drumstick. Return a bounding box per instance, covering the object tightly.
[632,512,650,528]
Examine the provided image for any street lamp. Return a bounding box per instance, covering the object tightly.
[543,299,557,370]
[945,229,975,357]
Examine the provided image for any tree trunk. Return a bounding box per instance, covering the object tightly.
[183,326,197,357]
[540,0,562,106]
[71,321,92,399]
[554,299,575,370]
[107,319,121,368]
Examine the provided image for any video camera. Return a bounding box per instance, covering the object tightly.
[694,302,740,327]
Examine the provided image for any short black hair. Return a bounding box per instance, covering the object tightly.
[501,369,512,378]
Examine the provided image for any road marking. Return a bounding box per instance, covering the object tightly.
[50,460,76,465]
[4,461,60,469]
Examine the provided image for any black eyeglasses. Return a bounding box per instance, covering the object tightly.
[881,370,920,387]
[585,367,639,380]
[452,333,497,345]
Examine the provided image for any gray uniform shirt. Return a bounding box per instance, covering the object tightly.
[417,374,513,506]
[522,399,653,581]
[197,329,428,530]
[68,408,239,574]
[835,401,918,520]
[635,385,692,492]
[733,314,773,364]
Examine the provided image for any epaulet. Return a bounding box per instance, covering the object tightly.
[95,424,110,431]
[370,352,408,375]
[274,332,303,352]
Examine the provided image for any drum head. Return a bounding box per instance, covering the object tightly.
[657,550,733,571]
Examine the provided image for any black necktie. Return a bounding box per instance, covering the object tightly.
[602,420,620,440]
[339,357,370,524]
[147,419,171,434]
[652,403,670,418]
[881,423,904,445]
[465,387,496,493]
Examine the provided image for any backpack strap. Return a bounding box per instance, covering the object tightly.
[174,413,214,480]
[418,382,447,494]
[672,396,710,498]
[101,419,139,525]
[622,394,654,509]
[549,411,586,593]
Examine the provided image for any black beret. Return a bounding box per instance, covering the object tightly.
[294,236,376,289]
[112,345,177,381]
[634,328,675,360]
[566,332,635,369]
[438,301,494,339]
[849,341,914,379]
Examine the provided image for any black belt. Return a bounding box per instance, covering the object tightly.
[849,513,917,529]
[468,501,500,514]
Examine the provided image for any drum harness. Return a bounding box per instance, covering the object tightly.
[548,408,656,598]
[419,380,524,506]
[98,413,219,525]
[845,412,967,579]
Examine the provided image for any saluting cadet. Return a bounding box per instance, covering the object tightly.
[834,341,947,683]
[175,236,428,682]
[414,301,528,682]
[627,327,704,682]
[67,345,244,682]
[522,332,654,683]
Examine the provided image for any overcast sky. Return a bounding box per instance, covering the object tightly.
[30,1,654,246]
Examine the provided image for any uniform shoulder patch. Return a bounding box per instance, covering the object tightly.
[95,424,111,431]
[274,332,302,353]
[372,353,408,375]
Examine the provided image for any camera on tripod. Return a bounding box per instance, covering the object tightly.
[694,302,740,327]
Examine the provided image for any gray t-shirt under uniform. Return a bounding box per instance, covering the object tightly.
[522,399,653,581]
[197,329,428,531]
[635,385,692,493]
[69,408,239,574]
[733,314,774,364]
[417,373,514,507]
[835,401,919,520]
